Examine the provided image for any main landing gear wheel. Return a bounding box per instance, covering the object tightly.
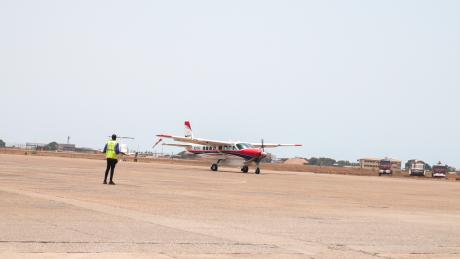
[241,166,249,173]
[255,168,260,174]
[211,164,218,172]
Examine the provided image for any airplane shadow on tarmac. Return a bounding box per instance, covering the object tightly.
[207,169,267,175]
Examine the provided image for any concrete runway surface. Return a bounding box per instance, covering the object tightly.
[0,154,459,259]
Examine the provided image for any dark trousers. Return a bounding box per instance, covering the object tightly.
[104,158,118,182]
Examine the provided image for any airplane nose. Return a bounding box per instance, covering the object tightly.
[261,151,267,157]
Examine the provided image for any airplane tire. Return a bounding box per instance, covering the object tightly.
[255,168,260,174]
[241,166,249,173]
[211,164,218,172]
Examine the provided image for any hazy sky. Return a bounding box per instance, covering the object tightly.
[1,0,459,166]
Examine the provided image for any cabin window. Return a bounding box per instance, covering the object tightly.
[237,143,253,150]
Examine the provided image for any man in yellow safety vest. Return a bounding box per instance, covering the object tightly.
[103,134,120,185]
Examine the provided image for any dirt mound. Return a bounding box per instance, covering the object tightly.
[283,157,309,165]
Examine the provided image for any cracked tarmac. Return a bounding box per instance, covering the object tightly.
[0,154,460,258]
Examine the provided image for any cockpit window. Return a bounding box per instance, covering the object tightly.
[236,143,253,150]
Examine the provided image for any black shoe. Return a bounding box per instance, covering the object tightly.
[109,181,115,185]
[103,180,107,184]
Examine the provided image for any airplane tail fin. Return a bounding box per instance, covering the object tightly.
[184,121,193,138]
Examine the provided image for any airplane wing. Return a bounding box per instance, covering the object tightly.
[162,143,192,148]
[251,143,302,148]
[156,134,234,146]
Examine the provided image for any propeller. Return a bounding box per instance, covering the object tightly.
[259,138,271,162]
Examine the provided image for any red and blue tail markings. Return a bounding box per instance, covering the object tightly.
[185,121,192,130]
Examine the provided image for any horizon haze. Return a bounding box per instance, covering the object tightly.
[1,0,459,167]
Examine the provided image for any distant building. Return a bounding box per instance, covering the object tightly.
[25,143,47,150]
[58,144,76,152]
[358,158,402,173]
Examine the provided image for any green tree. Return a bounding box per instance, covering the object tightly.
[44,142,59,151]
[337,160,351,167]
[405,159,415,170]
[0,139,5,148]
[308,157,336,166]
[318,157,336,166]
[424,163,432,171]
[308,157,319,165]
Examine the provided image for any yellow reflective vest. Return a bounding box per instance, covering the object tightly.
[105,140,118,159]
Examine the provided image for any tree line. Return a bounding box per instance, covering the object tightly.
[0,139,59,151]
[307,157,355,167]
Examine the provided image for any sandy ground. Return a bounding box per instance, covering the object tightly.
[0,154,459,259]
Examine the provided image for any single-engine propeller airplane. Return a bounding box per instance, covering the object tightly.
[156,121,302,174]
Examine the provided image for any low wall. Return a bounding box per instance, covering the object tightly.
[263,163,377,176]
[0,148,105,160]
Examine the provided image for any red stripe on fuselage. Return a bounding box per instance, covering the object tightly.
[189,148,262,160]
